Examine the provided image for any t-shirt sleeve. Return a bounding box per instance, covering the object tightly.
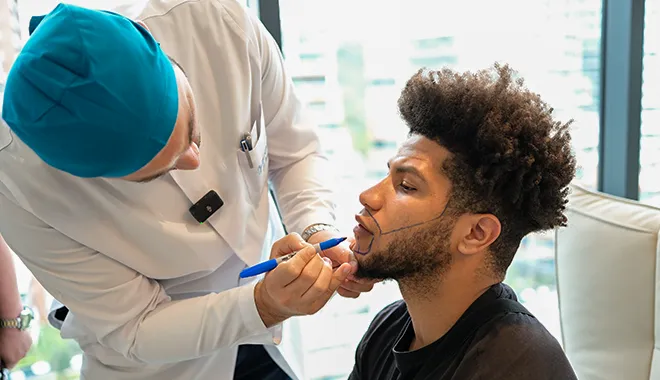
[453,313,578,380]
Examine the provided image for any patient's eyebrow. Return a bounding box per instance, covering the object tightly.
[387,161,428,183]
[396,165,427,183]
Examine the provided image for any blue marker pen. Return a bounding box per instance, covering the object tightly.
[239,237,347,278]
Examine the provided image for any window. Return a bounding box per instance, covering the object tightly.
[0,0,19,85]
[279,0,602,378]
[640,0,660,205]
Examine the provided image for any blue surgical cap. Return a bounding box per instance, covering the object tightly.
[1,3,178,178]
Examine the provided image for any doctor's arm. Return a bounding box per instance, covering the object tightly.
[0,194,302,364]
[0,234,32,369]
[0,234,23,326]
[0,194,349,364]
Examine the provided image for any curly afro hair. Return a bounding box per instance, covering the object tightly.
[397,63,576,277]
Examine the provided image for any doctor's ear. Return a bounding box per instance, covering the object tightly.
[136,20,151,32]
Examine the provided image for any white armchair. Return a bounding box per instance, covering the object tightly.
[556,183,660,380]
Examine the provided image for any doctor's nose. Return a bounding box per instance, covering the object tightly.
[175,142,201,171]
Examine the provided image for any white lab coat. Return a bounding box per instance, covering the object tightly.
[0,0,337,378]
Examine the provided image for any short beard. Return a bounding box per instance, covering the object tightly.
[354,218,453,296]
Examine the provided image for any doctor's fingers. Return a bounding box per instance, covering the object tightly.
[307,262,353,313]
[337,279,376,299]
[270,232,309,259]
[298,258,334,305]
[268,245,323,288]
[280,253,326,296]
[323,244,358,274]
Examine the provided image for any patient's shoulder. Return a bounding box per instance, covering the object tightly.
[364,299,407,337]
[481,311,559,345]
[372,299,408,326]
[357,299,408,351]
[459,312,577,379]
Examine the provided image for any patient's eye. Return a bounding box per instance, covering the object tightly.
[399,181,416,193]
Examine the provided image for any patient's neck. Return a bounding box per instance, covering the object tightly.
[398,269,496,351]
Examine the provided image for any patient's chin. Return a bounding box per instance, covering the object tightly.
[352,252,379,279]
[353,250,402,280]
[354,266,382,281]
[353,236,452,282]
[352,256,367,273]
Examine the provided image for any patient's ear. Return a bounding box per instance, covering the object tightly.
[456,214,501,256]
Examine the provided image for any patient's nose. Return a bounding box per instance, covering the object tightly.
[359,180,385,212]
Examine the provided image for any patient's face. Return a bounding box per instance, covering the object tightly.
[352,134,456,280]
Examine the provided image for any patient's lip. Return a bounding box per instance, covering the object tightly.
[354,215,374,235]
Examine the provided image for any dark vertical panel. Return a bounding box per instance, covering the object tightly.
[598,0,645,199]
[255,0,283,50]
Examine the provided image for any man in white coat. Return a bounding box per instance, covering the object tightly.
[0,1,375,379]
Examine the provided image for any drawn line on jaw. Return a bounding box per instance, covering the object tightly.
[354,207,447,255]
[355,236,374,256]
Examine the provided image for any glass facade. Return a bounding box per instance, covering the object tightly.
[0,0,21,91]
[640,0,660,205]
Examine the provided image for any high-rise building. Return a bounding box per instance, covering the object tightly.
[640,2,660,203]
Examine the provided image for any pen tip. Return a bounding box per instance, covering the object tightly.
[319,237,348,252]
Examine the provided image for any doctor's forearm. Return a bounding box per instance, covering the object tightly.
[121,283,274,364]
[0,235,23,318]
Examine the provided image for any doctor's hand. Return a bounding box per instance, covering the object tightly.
[307,231,379,299]
[254,233,352,328]
[0,327,32,370]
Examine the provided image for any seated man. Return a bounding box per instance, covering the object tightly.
[348,63,578,380]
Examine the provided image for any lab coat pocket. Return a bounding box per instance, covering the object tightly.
[237,113,269,205]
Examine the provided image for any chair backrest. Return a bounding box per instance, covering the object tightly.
[556,184,660,380]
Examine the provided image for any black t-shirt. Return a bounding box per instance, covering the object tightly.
[348,283,577,380]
